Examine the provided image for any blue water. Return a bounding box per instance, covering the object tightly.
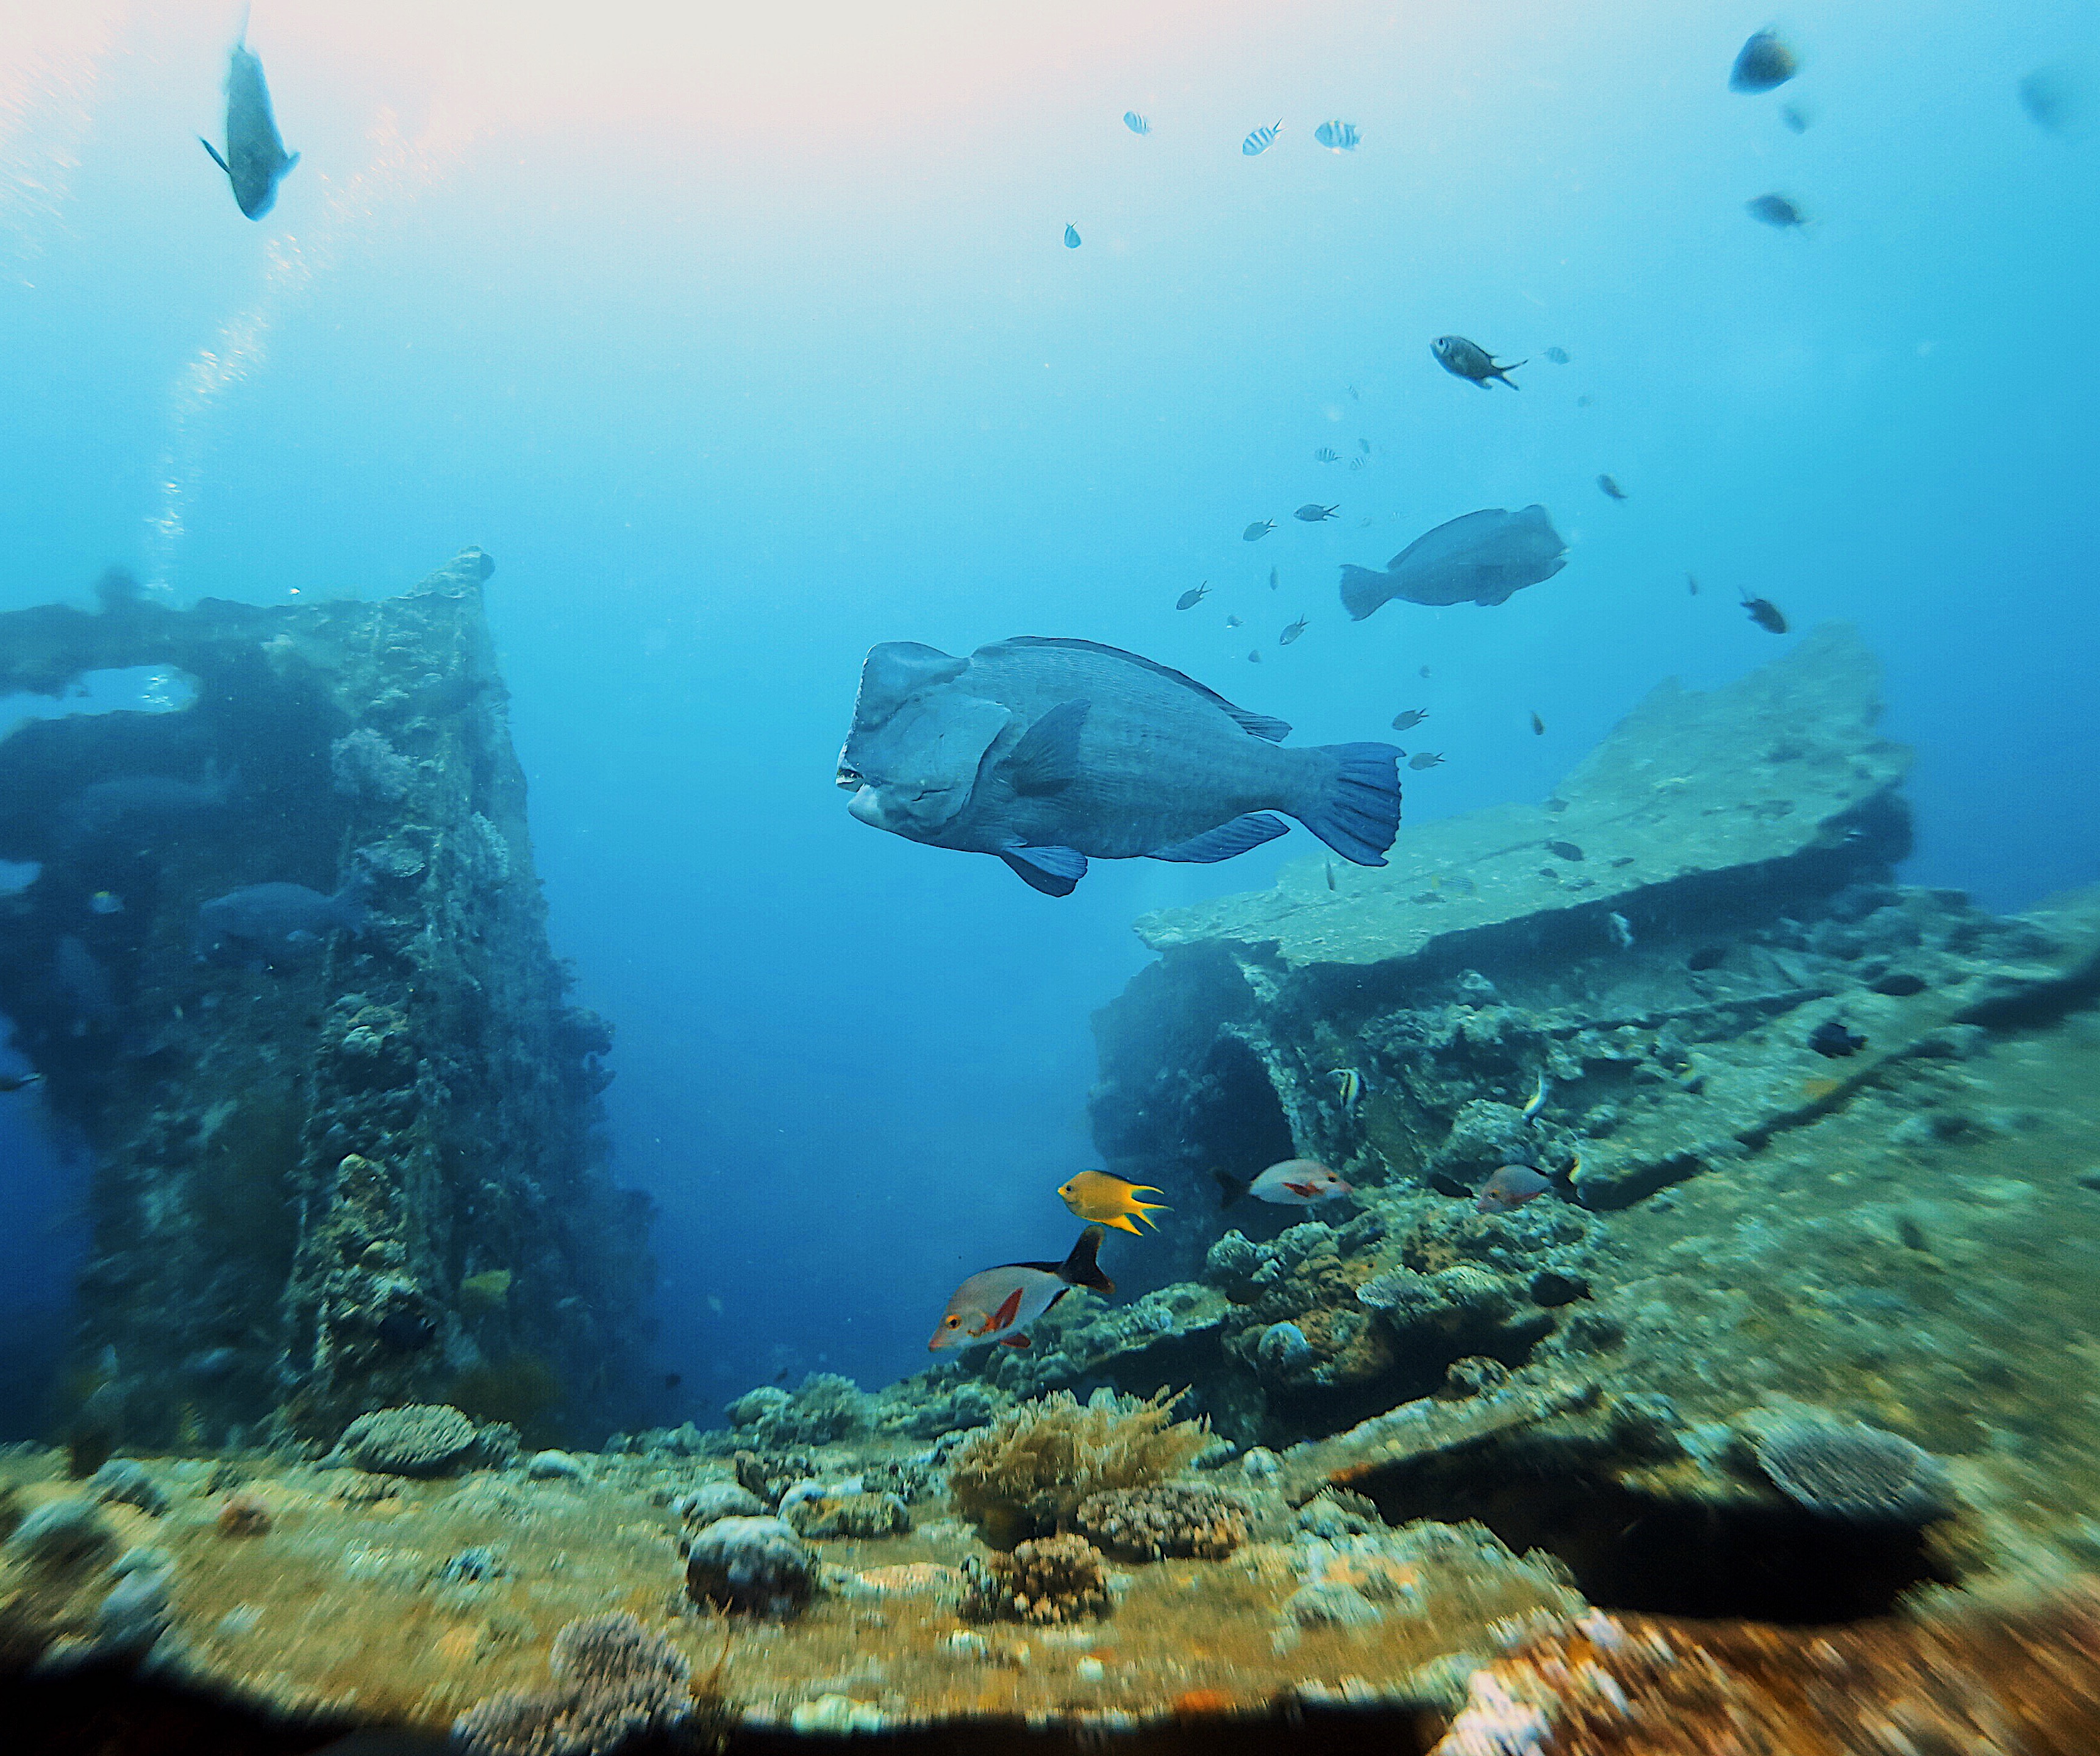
[1,1,2095,1427]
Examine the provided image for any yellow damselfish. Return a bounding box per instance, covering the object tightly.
[1057,1170,1171,1237]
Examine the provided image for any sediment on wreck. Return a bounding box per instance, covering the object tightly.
[0,552,649,1449]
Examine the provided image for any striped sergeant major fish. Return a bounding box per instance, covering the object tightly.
[1241,120,1282,156]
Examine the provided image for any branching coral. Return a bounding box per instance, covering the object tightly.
[946,1388,1210,1547]
[960,1534,1112,1624]
[1074,1483,1249,1561]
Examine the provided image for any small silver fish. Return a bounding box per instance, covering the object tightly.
[1247,648,1263,663]
[1241,120,1282,156]
[1279,617,1309,645]
[1432,335,1524,390]
[1544,346,1571,365]
[1294,503,1339,522]
[1313,120,1360,152]
[1268,566,1280,590]
[1064,223,1081,248]
[1609,912,1634,949]
[1408,751,1444,770]
[1224,614,1243,629]
[1598,474,1627,501]
[1391,708,1427,731]
[1314,446,1340,463]
[1244,519,1277,541]
[1520,1073,1551,1122]
[1123,111,1151,136]
[1176,582,1210,610]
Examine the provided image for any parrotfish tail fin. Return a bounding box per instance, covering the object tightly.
[1337,565,1392,621]
[200,136,233,177]
[1295,744,1404,866]
[1059,1225,1115,1297]
[1001,844,1087,895]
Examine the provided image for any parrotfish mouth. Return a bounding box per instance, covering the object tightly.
[834,762,863,791]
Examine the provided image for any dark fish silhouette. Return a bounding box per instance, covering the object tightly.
[1390,708,1427,731]
[199,29,299,220]
[1597,474,1627,501]
[838,637,1403,893]
[195,880,366,963]
[1530,711,1546,736]
[1409,751,1445,770]
[1730,29,1798,94]
[1745,193,1807,230]
[1741,591,1787,633]
[1314,446,1339,463]
[1244,520,1276,541]
[1543,346,1571,365]
[1279,617,1308,645]
[1176,583,1210,610]
[1688,574,1700,595]
[1339,505,1567,619]
[1432,335,1524,390]
[1295,503,1339,523]
[1809,1020,1868,1058]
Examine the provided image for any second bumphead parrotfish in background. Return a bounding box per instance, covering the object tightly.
[928,1227,1113,1351]
[1057,1171,1170,1235]
[1432,335,1524,390]
[1218,1158,1352,1207]
[837,637,1404,895]
[195,880,366,964]
[1340,506,1568,620]
[199,26,299,220]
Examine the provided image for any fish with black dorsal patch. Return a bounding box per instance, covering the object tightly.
[199,25,299,220]
[928,1227,1115,1351]
[838,637,1404,894]
[1432,335,1524,390]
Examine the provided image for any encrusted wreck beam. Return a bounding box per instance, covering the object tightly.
[0,552,648,1449]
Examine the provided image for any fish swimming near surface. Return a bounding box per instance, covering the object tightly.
[1339,505,1568,620]
[1313,120,1360,152]
[199,27,299,220]
[1741,590,1788,633]
[1745,193,1807,230]
[1314,447,1340,463]
[1476,1164,1553,1215]
[1358,438,1372,454]
[1279,617,1309,645]
[1520,1073,1551,1122]
[1224,614,1243,628]
[1544,346,1571,364]
[1063,223,1081,248]
[929,1226,1114,1351]
[1058,1171,1170,1236]
[1241,120,1282,156]
[1781,102,1812,134]
[1391,708,1427,731]
[1123,110,1151,136]
[1597,474,1627,501]
[1268,566,1280,590]
[1248,648,1262,662]
[1409,751,1444,770]
[1729,27,1798,93]
[1220,1158,1352,1207]
[1687,574,1700,595]
[1530,710,1546,736]
[1295,503,1339,523]
[1176,583,1210,610]
[1432,335,1524,390]
[195,880,366,963]
[837,636,1405,894]
[1244,520,1276,541]
[1809,1020,1868,1058]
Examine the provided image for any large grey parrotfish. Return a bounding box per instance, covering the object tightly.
[199,27,299,220]
[837,636,1404,895]
[1338,505,1567,620]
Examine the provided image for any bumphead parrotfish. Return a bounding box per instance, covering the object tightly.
[838,636,1404,895]
[195,880,365,963]
[1338,505,1567,620]
[199,29,299,220]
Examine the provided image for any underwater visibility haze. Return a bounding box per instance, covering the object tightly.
[2,1,2100,1744]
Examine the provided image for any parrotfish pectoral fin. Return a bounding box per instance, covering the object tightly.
[1004,698,1090,795]
[1059,1224,1115,1296]
[199,137,233,177]
[1296,744,1403,866]
[1001,845,1087,895]
[1149,813,1290,863]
